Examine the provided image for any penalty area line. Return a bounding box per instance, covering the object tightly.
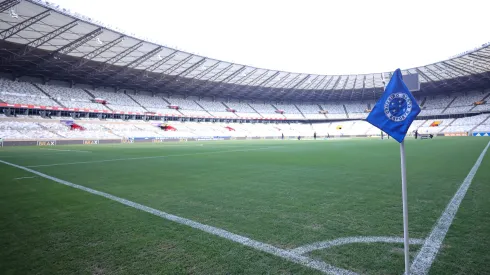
[410,141,490,275]
[26,146,284,168]
[0,159,354,275]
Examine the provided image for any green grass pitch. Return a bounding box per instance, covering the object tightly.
[0,137,489,274]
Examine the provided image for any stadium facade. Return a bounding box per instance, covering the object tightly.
[0,0,490,145]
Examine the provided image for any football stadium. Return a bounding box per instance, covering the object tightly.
[1,0,490,274]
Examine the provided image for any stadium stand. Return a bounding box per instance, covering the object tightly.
[273,103,304,119]
[195,100,230,117]
[442,114,490,133]
[0,79,58,107]
[87,90,147,113]
[40,85,110,110]
[295,104,325,119]
[249,103,285,119]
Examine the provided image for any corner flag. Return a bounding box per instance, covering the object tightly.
[366,68,420,275]
[366,69,420,143]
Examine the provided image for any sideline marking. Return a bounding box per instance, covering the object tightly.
[411,141,490,275]
[0,159,355,275]
[26,146,283,168]
[40,148,91,153]
[13,176,36,180]
[291,236,425,255]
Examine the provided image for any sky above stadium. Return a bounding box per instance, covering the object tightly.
[51,0,488,75]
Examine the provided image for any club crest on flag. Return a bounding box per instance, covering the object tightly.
[367,68,421,143]
[384,93,413,122]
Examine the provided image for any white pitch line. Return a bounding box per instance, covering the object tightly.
[13,176,37,180]
[291,236,426,255]
[0,159,356,275]
[40,148,91,153]
[410,140,490,275]
[26,146,283,168]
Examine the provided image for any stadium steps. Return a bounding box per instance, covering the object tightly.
[38,123,65,138]
[127,94,149,112]
[161,97,185,116]
[342,104,350,118]
[161,97,172,105]
[270,104,287,119]
[317,104,328,118]
[247,103,263,118]
[32,83,65,108]
[194,100,214,117]
[221,102,239,117]
[442,96,458,113]
[469,93,490,112]
[420,96,427,107]
[294,104,306,119]
[471,115,490,133]
[83,89,96,98]
[438,118,456,134]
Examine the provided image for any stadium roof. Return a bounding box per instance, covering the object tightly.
[1,0,490,101]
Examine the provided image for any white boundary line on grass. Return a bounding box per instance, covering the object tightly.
[410,140,490,275]
[291,236,426,255]
[26,146,283,168]
[40,148,91,153]
[13,176,37,180]
[0,159,356,275]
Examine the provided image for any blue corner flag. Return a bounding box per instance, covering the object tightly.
[366,69,421,143]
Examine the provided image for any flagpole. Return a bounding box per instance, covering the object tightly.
[400,140,410,275]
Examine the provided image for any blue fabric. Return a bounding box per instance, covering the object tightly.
[366,69,421,143]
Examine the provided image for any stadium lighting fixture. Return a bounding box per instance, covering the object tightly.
[10,8,18,19]
[96,37,103,45]
[158,54,162,60]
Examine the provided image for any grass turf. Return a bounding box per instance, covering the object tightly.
[0,137,489,274]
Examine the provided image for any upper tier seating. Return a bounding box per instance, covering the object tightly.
[87,90,146,113]
[40,85,109,110]
[0,79,58,106]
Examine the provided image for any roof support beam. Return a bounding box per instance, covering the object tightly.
[458,57,490,72]
[414,68,438,88]
[422,66,444,82]
[440,61,483,85]
[0,10,51,40]
[0,0,20,13]
[319,76,336,99]
[193,64,234,95]
[149,54,194,87]
[87,41,143,77]
[144,51,178,73]
[469,53,490,61]
[69,36,125,70]
[106,46,162,82]
[326,76,342,101]
[232,70,272,96]
[177,61,221,93]
[158,57,207,89]
[251,73,291,98]
[2,20,78,65]
[35,27,104,69]
[280,74,312,99]
[449,58,490,81]
[432,64,462,79]
[311,75,329,90]
[443,60,487,83]
[207,66,247,95]
[224,68,258,94]
[301,75,320,90]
